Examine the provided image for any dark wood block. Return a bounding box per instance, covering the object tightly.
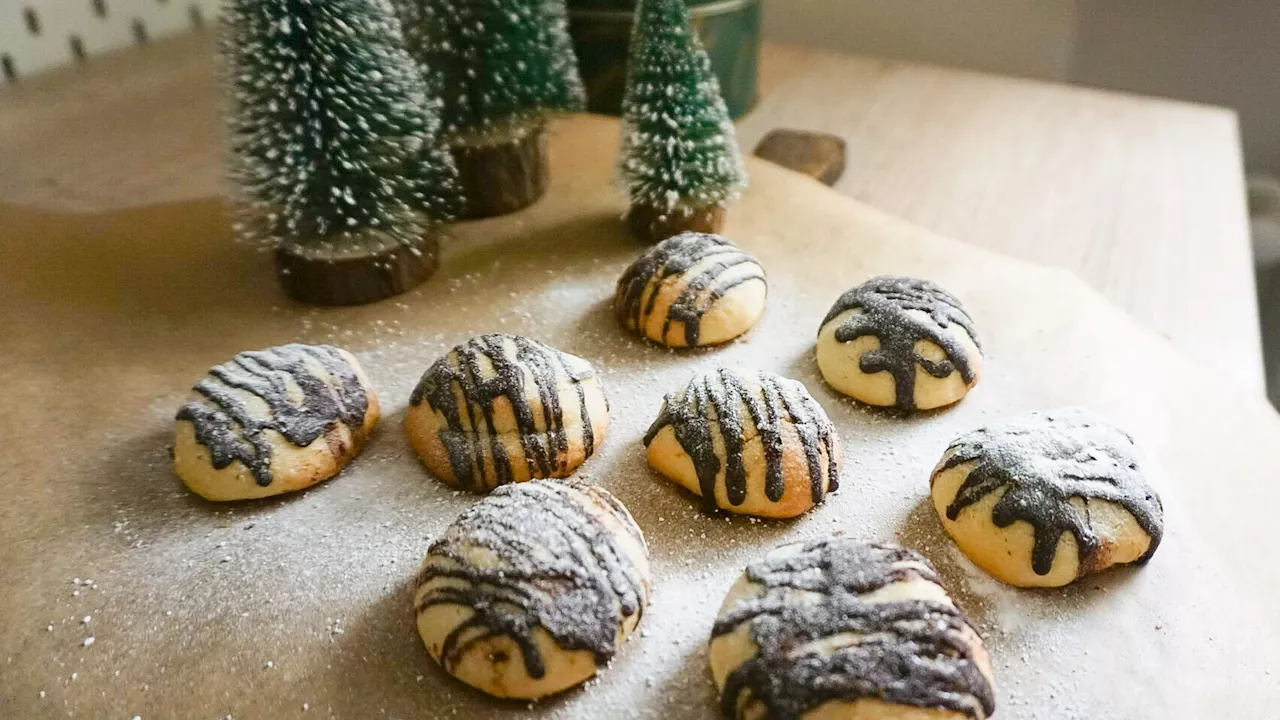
[626,203,727,244]
[753,129,847,186]
[453,125,549,218]
[274,232,440,306]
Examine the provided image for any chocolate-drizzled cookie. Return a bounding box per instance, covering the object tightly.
[615,232,767,347]
[414,480,651,700]
[817,276,982,411]
[931,408,1164,587]
[405,334,610,492]
[173,343,379,501]
[644,368,840,519]
[709,538,996,720]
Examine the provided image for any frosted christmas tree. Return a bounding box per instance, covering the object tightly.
[400,0,585,217]
[617,0,747,243]
[222,0,459,305]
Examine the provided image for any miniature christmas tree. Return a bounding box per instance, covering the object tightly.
[399,0,585,217]
[222,0,459,305]
[617,0,747,243]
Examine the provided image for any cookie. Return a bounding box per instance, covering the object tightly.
[405,334,609,492]
[930,408,1164,588]
[644,368,840,518]
[817,276,982,411]
[173,344,379,501]
[709,538,996,720]
[414,480,650,699]
[615,232,767,347]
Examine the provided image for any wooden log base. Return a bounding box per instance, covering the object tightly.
[627,203,727,244]
[453,125,549,218]
[754,129,848,186]
[274,233,440,306]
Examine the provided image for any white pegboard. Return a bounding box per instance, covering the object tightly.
[0,0,221,84]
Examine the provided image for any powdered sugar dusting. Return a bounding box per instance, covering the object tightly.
[6,161,1276,718]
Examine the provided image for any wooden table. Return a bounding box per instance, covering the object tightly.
[0,32,1264,390]
[5,34,1280,720]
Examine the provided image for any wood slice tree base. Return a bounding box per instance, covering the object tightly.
[274,234,440,306]
[753,129,848,186]
[453,125,549,218]
[627,203,727,244]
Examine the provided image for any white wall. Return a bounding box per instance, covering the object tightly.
[763,0,1079,81]
[763,0,1280,174]
[1072,0,1280,176]
[0,0,219,83]
[5,0,1275,174]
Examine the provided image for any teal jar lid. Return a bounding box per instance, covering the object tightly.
[569,0,756,11]
[566,0,761,119]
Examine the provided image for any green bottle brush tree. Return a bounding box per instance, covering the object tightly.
[616,0,748,243]
[221,0,459,305]
[400,0,585,217]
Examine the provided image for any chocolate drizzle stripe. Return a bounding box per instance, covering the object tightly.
[416,482,647,680]
[939,408,1164,576]
[643,369,838,512]
[616,232,766,346]
[409,334,603,491]
[711,539,995,720]
[176,344,369,486]
[820,276,980,410]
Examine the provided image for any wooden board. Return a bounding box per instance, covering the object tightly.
[0,34,1263,393]
[2,115,1278,719]
[753,129,848,186]
[736,45,1265,391]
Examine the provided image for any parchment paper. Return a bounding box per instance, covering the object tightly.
[2,115,1277,719]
